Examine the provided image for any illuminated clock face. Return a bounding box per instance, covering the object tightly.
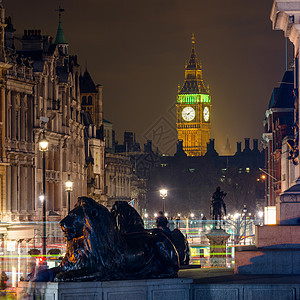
[182,107,195,121]
[203,107,210,122]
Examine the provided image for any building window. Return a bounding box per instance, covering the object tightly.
[82,96,87,105]
[88,96,92,105]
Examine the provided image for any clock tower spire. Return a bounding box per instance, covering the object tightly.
[176,34,211,156]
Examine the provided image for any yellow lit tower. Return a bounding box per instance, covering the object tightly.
[176,34,211,156]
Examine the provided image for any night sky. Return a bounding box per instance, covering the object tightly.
[4,0,288,155]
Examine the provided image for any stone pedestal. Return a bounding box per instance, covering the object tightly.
[276,177,300,225]
[17,278,193,300]
[206,229,230,267]
[235,178,300,274]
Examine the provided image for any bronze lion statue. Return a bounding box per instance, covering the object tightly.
[111,201,190,265]
[36,197,179,282]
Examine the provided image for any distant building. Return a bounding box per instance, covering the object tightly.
[147,138,264,216]
[80,68,106,205]
[103,119,114,150]
[177,35,211,156]
[262,70,294,206]
[80,69,103,130]
[105,152,132,207]
[105,130,160,212]
[223,138,232,156]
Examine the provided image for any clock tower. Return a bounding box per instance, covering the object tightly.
[176,35,211,156]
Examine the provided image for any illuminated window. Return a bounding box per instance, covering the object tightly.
[246,167,250,173]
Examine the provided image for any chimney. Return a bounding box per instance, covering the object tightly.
[253,139,258,151]
[236,142,241,153]
[245,138,250,150]
[22,29,43,51]
[177,140,184,151]
[144,140,152,152]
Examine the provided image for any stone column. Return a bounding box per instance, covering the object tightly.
[11,92,16,140]
[20,165,27,212]
[11,164,17,211]
[21,94,27,142]
[28,164,33,212]
[206,229,230,267]
[6,165,11,212]
[49,182,54,212]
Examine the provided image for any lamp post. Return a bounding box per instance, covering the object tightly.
[242,205,247,245]
[159,188,168,213]
[39,131,48,259]
[65,174,73,212]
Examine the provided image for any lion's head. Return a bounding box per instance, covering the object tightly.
[59,197,125,278]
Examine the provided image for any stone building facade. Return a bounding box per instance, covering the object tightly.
[105,152,132,208]
[80,69,106,204]
[262,70,294,207]
[0,5,87,222]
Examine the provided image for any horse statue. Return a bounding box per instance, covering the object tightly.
[35,197,179,282]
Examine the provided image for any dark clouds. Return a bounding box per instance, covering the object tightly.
[4,0,287,154]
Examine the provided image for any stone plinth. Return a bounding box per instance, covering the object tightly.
[192,282,300,300]
[255,225,300,248]
[277,178,300,224]
[17,278,193,300]
[235,224,300,274]
[206,229,230,267]
[235,246,300,274]
[235,177,300,275]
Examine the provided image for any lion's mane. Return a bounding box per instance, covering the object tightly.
[59,197,125,279]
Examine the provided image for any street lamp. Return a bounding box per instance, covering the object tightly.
[242,205,247,245]
[159,188,168,213]
[39,131,48,259]
[65,174,73,212]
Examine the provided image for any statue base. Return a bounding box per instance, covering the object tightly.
[17,278,193,300]
[206,229,230,267]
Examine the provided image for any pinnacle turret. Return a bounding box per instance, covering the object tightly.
[179,34,208,95]
[54,6,67,45]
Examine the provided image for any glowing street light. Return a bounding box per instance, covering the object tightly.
[258,211,264,218]
[234,213,241,220]
[39,130,48,259]
[159,188,168,213]
[39,133,49,152]
[65,174,73,212]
